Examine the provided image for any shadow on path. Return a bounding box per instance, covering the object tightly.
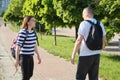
[103,41,120,53]
[108,41,119,46]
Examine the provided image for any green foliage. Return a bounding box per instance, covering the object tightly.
[53,0,100,27]
[35,22,46,32]
[53,0,100,39]
[3,0,120,42]
[105,27,115,42]
[22,0,34,16]
[98,0,120,41]
[3,0,25,24]
[22,0,41,18]
[53,0,82,27]
[39,0,65,29]
[99,0,120,18]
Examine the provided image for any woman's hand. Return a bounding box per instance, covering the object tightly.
[14,61,19,70]
[35,45,41,64]
[38,57,41,64]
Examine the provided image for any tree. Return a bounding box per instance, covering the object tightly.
[96,0,120,41]
[3,0,25,25]
[38,0,66,45]
[53,0,99,39]
[3,0,119,43]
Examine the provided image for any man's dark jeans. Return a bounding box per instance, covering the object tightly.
[20,55,34,80]
[76,54,100,80]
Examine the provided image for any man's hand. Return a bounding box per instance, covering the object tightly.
[71,58,75,64]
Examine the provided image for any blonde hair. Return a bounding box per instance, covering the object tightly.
[21,16,33,29]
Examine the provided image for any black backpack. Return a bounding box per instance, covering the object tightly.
[85,20,103,50]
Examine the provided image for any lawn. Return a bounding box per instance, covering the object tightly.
[100,54,120,80]
[37,34,78,62]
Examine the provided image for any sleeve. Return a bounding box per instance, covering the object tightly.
[100,22,106,36]
[78,21,86,37]
[16,30,26,47]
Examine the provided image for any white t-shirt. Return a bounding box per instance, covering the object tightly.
[78,18,106,56]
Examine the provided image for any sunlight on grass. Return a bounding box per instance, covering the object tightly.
[100,54,120,80]
[38,34,75,60]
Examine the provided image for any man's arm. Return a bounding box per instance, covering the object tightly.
[71,34,84,64]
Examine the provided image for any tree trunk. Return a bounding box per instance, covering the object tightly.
[39,24,42,40]
[75,26,79,39]
[53,26,57,45]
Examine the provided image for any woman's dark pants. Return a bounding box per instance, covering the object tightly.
[20,55,34,80]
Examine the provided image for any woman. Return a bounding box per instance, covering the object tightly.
[15,16,41,80]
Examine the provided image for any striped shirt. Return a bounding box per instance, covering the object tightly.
[16,29,37,55]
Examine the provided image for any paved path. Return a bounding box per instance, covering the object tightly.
[0,26,77,80]
[0,44,22,80]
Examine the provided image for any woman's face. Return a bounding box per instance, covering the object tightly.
[28,17,36,28]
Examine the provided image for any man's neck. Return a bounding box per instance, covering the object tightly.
[84,17,93,20]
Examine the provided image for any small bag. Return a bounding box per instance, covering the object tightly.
[10,38,17,59]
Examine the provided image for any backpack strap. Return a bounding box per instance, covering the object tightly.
[21,30,29,47]
[86,20,100,26]
[96,20,100,25]
[86,20,95,25]
[85,20,96,40]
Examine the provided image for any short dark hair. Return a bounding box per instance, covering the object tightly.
[84,7,94,16]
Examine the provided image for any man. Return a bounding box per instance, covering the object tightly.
[71,7,106,80]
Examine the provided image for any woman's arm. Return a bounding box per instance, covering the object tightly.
[35,45,41,64]
[14,46,20,69]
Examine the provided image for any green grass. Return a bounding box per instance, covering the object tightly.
[9,24,20,32]
[38,34,78,62]
[100,54,120,80]
[37,34,120,80]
